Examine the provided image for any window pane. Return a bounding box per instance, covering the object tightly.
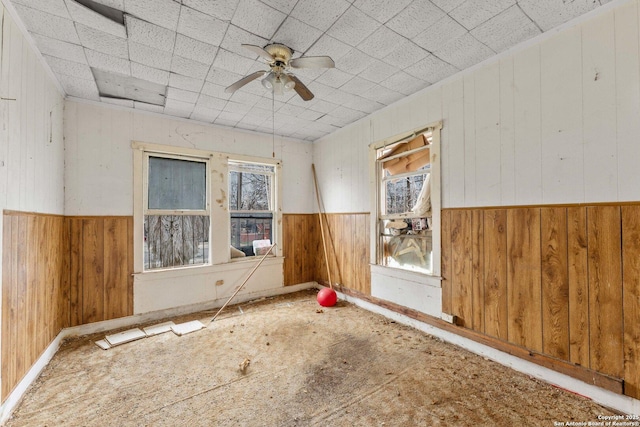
[144,215,209,270]
[384,173,428,215]
[229,171,271,211]
[230,213,273,256]
[148,156,206,210]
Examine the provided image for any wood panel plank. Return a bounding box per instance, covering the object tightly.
[622,205,640,399]
[2,215,14,400]
[81,219,104,324]
[69,218,83,326]
[104,218,129,320]
[25,215,38,368]
[541,207,569,360]
[355,214,371,295]
[587,206,623,378]
[61,218,71,328]
[450,210,472,327]
[340,214,354,289]
[483,209,507,340]
[471,209,484,333]
[507,208,542,352]
[127,216,134,315]
[441,210,452,315]
[567,207,589,367]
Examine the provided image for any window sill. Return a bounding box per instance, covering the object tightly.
[134,256,284,282]
[370,264,442,287]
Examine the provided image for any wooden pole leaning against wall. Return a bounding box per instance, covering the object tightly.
[312,164,333,290]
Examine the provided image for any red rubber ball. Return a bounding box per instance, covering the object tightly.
[317,288,337,307]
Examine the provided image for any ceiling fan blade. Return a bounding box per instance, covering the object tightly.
[225,70,267,93]
[242,44,274,62]
[289,56,335,69]
[288,75,314,101]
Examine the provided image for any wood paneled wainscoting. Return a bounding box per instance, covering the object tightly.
[441,204,640,399]
[1,212,134,402]
[283,213,371,296]
[2,212,66,400]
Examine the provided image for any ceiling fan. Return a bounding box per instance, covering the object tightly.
[225,43,335,101]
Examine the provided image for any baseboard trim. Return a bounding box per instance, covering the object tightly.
[330,286,640,416]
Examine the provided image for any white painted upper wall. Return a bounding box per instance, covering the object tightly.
[63,100,315,215]
[0,5,65,215]
[313,0,640,212]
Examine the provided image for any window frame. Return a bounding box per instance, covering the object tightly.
[133,142,283,275]
[370,121,442,278]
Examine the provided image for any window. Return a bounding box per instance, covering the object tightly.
[133,141,282,273]
[374,124,441,275]
[143,153,210,270]
[229,161,275,257]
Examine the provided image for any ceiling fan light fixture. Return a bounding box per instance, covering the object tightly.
[262,72,277,90]
[281,73,295,91]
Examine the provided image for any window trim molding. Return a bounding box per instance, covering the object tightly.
[369,121,442,277]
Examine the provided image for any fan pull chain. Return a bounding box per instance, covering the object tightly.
[272,90,275,158]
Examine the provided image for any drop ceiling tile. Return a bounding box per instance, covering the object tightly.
[290,0,351,32]
[272,17,323,53]
[164,98,195,118]
[190,105,221,122]
[380,70,428,96]
[56,73,100,99]
[231,0,286,40]
[64,0,126,38]
[358,59,397,83]
[220,25,269,59]
[340,76,376,95]
[12,0,70,19]
[86,49,131,75]
[167,87,200,103]
[261,0,298,14]
[315,68,354,88]
[471,5,541,53]
[382,39,428,69]
[412,15,467,53]
[217,111,245,122]
[336,48,375,75]
[386,0,445,39]
[128,42,173,70]
[352,0,413,23]
[134,101,165,113]
[124,0,180,31]
[518,0,599,31]
[197,94,229,110]
[278,103,306,117]
[298,108,325,121]
[177,5,228,46]
[169,73,204,92]
[430,0,466,13]
[181,0,239,21]
[449,0,516,30]
[357,26,408,60]
[225,100,253,114]
[170,55,210,80]
[305,34,351,61]
[229,91,262,106]
[44,55,94,79]
[343,96,383,114]
[212,50,256,77]
[132,63,170,85]
[125,15,176,53]
[360,84,404,105]
[100,96,134,107]
[13,4,80,44]
[433,33,494,70]
[201,82,232,99]
[327,6,380,47]
[76,23,128,58]
[206,68,244,86]
[405,54,458,83]
[174,35,217,65]
[318,112,350,127]
[93,0,123,10]
[30,34,87,64]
